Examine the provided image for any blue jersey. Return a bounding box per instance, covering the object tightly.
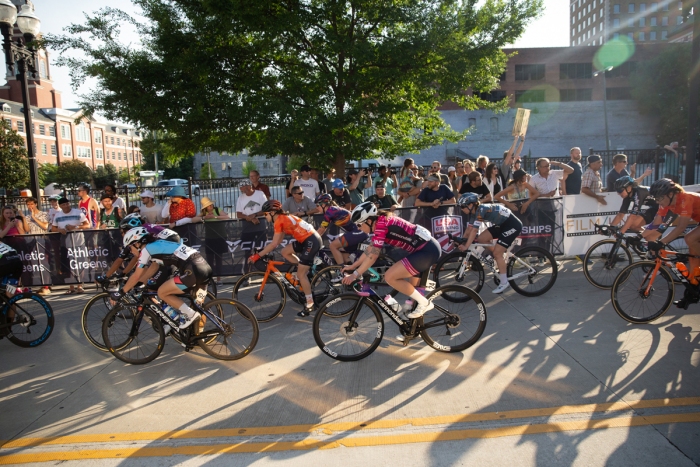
[137,240,199,269]
[118,225,181,260]
[471,204,513,228]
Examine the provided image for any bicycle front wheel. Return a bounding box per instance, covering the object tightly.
[81,292,114,351]
[507,246,558,297]
[232,272,286,322]
[611,261,674,323]
[3,293,54,348]
[102,306,165,364]
[420,285,487,352]
[198,299,259,360]
[583,239,633,289]
[313,294,383,361]
[433,251,485,300]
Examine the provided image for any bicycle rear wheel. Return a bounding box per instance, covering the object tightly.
[3,293,54,348]
[433,251,485,300]
[81,292,113,351]
[310,265,351,306]
[232,272,286,322]
[102,306,165,364]
[583,239,633,289]
[420,285,487,352]
[313,294,383,361]
[198,299,259,360]
[611,261,674,323]
[507,246,558,297]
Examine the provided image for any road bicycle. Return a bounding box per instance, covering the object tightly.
[432,234,557,298]
[312,270,487,361]
[0,280,54,348]
[101,286,258,364]
[610,249,699,324]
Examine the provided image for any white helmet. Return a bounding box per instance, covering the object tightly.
[123,227,149,248]
[351,201,378,224]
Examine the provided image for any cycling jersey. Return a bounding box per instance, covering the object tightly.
[0,242,22,281]
[620,187,656,215]
[657,191,700,223]
[372,216,431,253]
[137,240,201,270]
[471,204,513,228]
[0,241,17,259]
[320,206,359,232]
[274,214,315,242]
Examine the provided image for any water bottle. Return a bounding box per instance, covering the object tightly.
[162,303,180,322]
[676,262,689,279]
[285,272,299,287]
[402,299,414,316]
[384,295,400,313]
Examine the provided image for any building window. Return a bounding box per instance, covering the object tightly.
[593,13,596,20]
[614,18,620,27]
[614,4,620,13]
[489,117,498,133]
[650,31,657,40]
[39,60,47,79]
[39,124,45,135]
[628,3,635,12]
[51,145,56,156]
[95,149,103,159]
[663,1,669,10]
[560,63,593,79]
[662,16,668,25]
[628,18,635,27]
[607,87,633,100]
[4,118,10,127]
[651,2,658,11]
[62,144,72,157]
[514,64,545,81]
[640,3,646,12]
[1,103,10,112]
[41,143,47,155]
[677,15,683,25]
[606,62,638,77]
[661,30,668,39]
[49,126,55,137]
[110,136,114,144]
[639,17,646,26]
[478,90,507,102]
[75,124,90,142]
[639,31,646,40]
[515,89,545,103]
[17,121,24,132]
[95,130,102,144]
[560,89,593,102]
[116,137,120,146]
[651,17,657,25]
[468,118,476,128]
[118,152,121,160]
[628,32,634,40]
[77,147,91,159]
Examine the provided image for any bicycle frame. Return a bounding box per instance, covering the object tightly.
[257,259,306,302]
[452,238,535,281]
[642,250,694,297]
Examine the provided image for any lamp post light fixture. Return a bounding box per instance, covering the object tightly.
[0,0,41,203]
[593,66,614,152]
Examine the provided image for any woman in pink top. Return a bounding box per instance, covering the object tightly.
[0,206,25,238]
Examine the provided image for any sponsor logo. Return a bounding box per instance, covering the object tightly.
[327,297,342,307]
[432,342,450,351]
[478,303,486,321]
[323,346,338,358]
[377,323,383,338]
[377,299,404,324]
[521,225,552,235]
[502,228,517,237]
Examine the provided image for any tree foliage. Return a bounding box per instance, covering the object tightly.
[199,162,217,180]
[47,0,541,172]
[38,163,58,189]
[241,159,257,177]
[56,159,94,188]
[93,163,118,189]
[0,119,30,191]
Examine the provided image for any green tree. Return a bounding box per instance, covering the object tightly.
[93,163,118,189]
[38,163,59,188]
[200,162,217,180]
[0,119,30,192]
[56,160,93,188]
[241,159,257,177]
[48,0,540,173]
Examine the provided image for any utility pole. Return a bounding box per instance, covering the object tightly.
[684,0,700,185]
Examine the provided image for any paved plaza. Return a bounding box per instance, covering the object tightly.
[1,260,699,466]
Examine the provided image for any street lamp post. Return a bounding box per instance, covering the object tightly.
[227,162,231,178]
[0,0,41,203]
[204,146,212,179]
[593,66,613,152]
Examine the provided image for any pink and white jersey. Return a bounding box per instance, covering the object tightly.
[371,216,432,253]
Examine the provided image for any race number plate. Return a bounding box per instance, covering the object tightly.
[195,287,207,304]
[513,238,522,246]
[358,243,368,251]
[5,284,16,294]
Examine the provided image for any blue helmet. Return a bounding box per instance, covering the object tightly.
[120,213,146,230]
[458,193,479,208]
[614,176,636,193]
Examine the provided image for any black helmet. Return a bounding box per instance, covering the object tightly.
[614,176,636,193]
[649,178,676,199]
[261,199,282,213]
[120,212,146,230]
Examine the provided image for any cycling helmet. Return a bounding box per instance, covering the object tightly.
[351,201,378,224]
[649,178,676,199]
[123,227,149,248]
[120,212,146,230]
[261,199,282,213]
[315,193,332,205]
[458,193,480,208]
[614,176,637,193]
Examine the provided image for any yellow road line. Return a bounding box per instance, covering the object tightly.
[1,412,700,464]
[2,396,699,449]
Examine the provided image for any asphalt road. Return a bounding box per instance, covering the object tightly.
[1,259,699,466]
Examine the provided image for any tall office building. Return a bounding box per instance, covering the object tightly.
[570,0,692,46]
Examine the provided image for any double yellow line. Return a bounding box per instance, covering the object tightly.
[2,397,699,464]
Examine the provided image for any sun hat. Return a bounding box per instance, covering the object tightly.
[165,186,188,198]
[200,196,215,210]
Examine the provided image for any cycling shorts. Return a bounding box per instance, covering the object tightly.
[293,232,323,266]
[0,254,23,282]
[635,199,659,224]
[339,231,369,253]
[149,264,176,291]
[401,238,441,277]
[487,215,523,248]
[173,254,212,291]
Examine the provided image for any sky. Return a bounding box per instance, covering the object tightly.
[27,0,569,109]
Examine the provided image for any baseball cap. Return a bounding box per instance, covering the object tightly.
[448,166,456,172]
[587,154,602,164]
[57,197,69,205]
[140,190,154,198]
[375,182,385,188]
[332,179,345,189]
[426,174,441,182]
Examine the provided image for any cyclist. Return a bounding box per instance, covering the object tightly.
[341,201,441,319]
[248,199,323,317]
[111,227,212,329]
[609,176,659,235]
[456,193,523,294]
[314,193,369,277]
[647,178,700,308]
[0,240,24,325]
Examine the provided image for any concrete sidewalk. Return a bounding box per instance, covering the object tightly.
[1,260,699,466]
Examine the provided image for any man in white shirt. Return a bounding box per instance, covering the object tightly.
[52,197,90,293]
[236,179,268,261]
[138,190,162,224]
[293,165,320,200]
[529,158,574,197]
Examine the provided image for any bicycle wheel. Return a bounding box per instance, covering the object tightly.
[102,306,165,364]
[2,293,54,348]
[232,272,286,322]
[507,246,558,297]
[81,292,114,351]
[419,285,487,352]
[313,294,383,361]
[433,251,485,299]
[611,261,674,323]
[583,239,633,289]
[310,265,351,306]
[197,299,259,360]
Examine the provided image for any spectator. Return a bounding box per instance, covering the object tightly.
[23,197,49,234]
[501,135,525,187]
[367,182,400,210]
[582,154,607,205]
[286,169,299,198]
[77,184,100,228]
[483,162,502,200]
[530,158,574,197]
[372,165,398,196]
[162,186,197,227]
[235,179,268,260]
[399,158,414,181]
[347,168,372,208]
[447,166,459,198]
[429,161,450,185]
[459,172,492,201]
[0,205,25,237]
[399,164,423,207]
[52,197,89,294]
[416,174,456,218]
[664,142,681,182]
[310,168,327,194]
[605,154,634,192]
[250,170,271,199]
[127,205,140,215]
[199,196,230,285]
[322,168,336,193]
[563,147,583,195]
[99,194,122,229]
[101,184,126,217]
[512,158,524,175]
[495,169,539,213]
[138,190,162,224]
[330,179,352,209]
[457,160,475,193]
[282,186,318,217]
[476,155,489,175]
[454,162,465,193]
[294,165,320,200]
[47,195,61,225]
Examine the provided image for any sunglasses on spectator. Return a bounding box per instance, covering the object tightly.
[292,191,303,195]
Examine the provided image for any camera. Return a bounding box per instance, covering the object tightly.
[390,168,396,175]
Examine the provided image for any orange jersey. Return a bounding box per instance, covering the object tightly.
[274,214,316,242]
[658,191,700,222]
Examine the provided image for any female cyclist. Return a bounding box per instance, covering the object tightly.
[609,176,658,234]
[314,193,369,273]
[248,199,323,316]
[341,201,441,319]
[457,193,523,294]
